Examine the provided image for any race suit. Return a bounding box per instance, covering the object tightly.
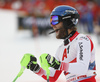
[36,31,96,82]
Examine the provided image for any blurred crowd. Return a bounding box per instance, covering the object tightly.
[0,0,100,43]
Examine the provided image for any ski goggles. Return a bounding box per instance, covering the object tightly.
[50,15,72,25]
[50,16,60,25]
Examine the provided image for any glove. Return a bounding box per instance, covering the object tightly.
[46,54,61,70]
[27,55,40,73]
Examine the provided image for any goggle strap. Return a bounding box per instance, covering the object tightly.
[62,16,71,19]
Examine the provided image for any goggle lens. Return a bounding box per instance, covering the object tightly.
[50,16,59,25]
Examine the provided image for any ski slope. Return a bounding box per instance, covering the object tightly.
[0,10,100,82]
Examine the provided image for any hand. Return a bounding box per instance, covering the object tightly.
[46,54,61,70]
[27,55,40,73]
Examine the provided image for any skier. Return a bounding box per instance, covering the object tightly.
[27,5,96,82]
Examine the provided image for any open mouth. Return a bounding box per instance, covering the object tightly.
[55,28,60,33]
[49,28,60,34]
[55,28,59,32]
[54,30,58,33]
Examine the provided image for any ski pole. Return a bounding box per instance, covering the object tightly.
[13,66,25,82]
[13,53,35,82]
[39,53,50,82]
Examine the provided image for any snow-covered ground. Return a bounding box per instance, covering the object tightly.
[0,10,100,82]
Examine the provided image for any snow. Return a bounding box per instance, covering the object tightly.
[0,10,100,82]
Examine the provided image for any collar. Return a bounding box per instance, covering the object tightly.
[64,31,79,45]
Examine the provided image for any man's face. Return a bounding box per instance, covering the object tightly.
[51,22,66,39]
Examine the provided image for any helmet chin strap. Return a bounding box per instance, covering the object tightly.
[62,22,74,39]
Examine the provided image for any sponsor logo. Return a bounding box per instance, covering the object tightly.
[65,10,77,14]
[80,36,89,41]
[66,75,87,82]
[79,42,83,60]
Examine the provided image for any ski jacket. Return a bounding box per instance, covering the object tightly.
[36,31,96,82]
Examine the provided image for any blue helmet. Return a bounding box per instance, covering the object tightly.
[50,5,79,29]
